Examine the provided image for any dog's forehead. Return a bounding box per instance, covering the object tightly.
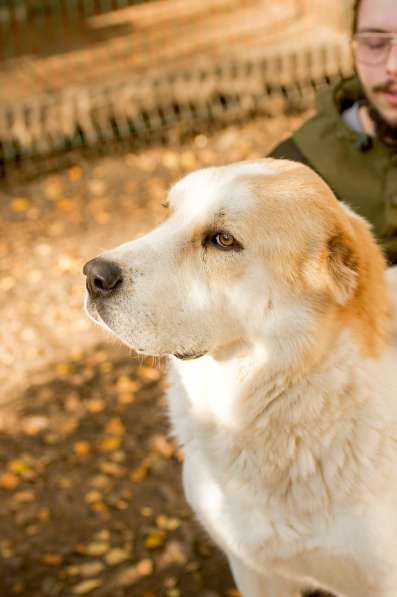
[168,162,275,219]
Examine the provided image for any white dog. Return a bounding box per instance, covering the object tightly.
[84,159,397,597]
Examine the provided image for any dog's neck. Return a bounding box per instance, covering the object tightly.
[170,321,359,433]
[168,323,395,509]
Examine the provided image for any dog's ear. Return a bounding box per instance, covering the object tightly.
[326,233,358,305]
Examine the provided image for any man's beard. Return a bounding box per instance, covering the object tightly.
[363,81,397,148]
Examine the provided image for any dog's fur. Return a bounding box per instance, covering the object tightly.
[85,159,397,597]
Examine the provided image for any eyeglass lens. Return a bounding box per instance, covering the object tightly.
[355,35,397,65]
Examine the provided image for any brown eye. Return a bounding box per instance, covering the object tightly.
[215,233,235,248]
[204,231,242,252]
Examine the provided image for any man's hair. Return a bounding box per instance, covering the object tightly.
[352,0,361,34]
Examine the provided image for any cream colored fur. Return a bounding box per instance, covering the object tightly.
[85,159,397,597]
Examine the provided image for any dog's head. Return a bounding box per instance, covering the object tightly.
[84,159,390,363]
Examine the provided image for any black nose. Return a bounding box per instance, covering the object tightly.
[83,258,123,298]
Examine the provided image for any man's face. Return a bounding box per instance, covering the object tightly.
[355,0,397,126]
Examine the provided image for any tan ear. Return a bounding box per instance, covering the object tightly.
[327,233,358,305]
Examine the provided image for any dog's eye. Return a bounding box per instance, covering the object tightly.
[215,233,234,248]
[207,232,241,251]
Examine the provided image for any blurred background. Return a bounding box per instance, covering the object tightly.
[0,1,352,595]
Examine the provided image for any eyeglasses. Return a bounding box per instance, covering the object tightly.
[353,32,397,65]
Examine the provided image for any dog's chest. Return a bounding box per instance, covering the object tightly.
[167,358,317,563]
[182,445,275,559]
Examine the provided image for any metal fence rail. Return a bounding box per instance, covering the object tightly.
[0,0,352,179]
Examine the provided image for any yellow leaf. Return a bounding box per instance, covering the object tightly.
[56,363,72,376]
[11,198,29,212]
[90,501,107,513]
[144,531,165,550]
[99,436,121,452]
[8,459,29,475]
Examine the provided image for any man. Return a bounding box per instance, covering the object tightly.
[271,0,397,264]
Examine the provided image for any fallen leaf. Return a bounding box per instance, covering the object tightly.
[56,363,72,376]
[71,579,102,595]
[57,198,75,211]
[94,529,110,541]
[88,179,106,196]
[180,151,197,170]
[104,547,130,566]
[13,490,35,504]
[44,180,62,199]
[86,399,106,413]
[42,553,63,566]
[98,436,121,452]
[99,461,126,477]
[130,458,151,483]
[0,472,19,490]
[104,417,125,436]
[68,166,83,181]
[0,541,13,559]
[144,531,166,550]
[117,392,135,405]
[136,366,161,382]
[85,542,110,556]
[90,501,107,513]
[156,540,187,570]
[89,475,111,490]
[10,198,29,212]
[58,255,78,272]
[150,435,175,458]
[74,441,91,457]
[140,506,153,517]
[116,559,153,586]
[37,507,50,521]
[116,375,140,392]
[84,490,102,504]
[21,415,49,436]
[78,561,105,577]
[8,459,30,475]
[165,589,180,597]
[60,417,78,436]
[156,515,180,531]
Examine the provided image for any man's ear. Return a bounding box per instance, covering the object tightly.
[327,233,358,305]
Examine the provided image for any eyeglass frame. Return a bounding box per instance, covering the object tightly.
[352,32,397,65]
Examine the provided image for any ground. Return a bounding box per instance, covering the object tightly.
[0,113,329,597]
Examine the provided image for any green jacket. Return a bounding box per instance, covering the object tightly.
[270,77,397,264]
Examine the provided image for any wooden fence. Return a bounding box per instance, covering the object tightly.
[0,0,352,179]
